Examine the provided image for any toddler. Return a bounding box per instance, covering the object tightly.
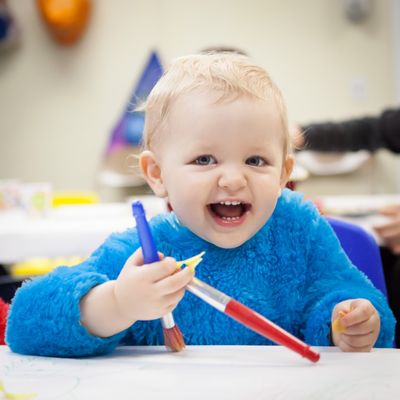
[7,53,395,356]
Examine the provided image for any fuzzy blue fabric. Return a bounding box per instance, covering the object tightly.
[6,190,395,357]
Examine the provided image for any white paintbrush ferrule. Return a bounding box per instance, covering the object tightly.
[187,277,231,312]
[161,313,175,329]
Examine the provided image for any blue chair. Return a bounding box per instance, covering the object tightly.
[327,217,388,298]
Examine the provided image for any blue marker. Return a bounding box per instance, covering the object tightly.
[132,201,160,264]
[132,201,185,351]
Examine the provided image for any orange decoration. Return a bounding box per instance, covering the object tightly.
[37,0,91,45]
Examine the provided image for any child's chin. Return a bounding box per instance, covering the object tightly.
[205,235,248,249]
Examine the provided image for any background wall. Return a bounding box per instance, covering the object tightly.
[0,0,398,200]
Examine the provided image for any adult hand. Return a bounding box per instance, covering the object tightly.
[374,205,400,254]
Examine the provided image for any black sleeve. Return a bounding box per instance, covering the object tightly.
[302,108,400,153]
[379,109,400,153]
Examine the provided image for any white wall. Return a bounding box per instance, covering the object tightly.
[392,0,400,192]
[0,0,398,199]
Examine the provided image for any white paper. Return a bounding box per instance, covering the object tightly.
[1,346,399,400]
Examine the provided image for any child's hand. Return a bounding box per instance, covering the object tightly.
[331,299,380,352]
[113,248,194,322]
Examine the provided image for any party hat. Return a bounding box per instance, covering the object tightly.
[99,51,163,187]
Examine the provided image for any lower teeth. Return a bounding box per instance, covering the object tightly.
[221,216,240,221]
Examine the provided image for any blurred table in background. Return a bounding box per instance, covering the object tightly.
[316,194,400,244]
[0,196,165,264]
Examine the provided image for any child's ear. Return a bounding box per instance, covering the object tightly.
[280,154,294,189]
[139,150,168,198]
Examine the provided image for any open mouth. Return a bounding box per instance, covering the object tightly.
[208,201,251,223]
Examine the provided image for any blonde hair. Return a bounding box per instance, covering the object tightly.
[139,52,290,155]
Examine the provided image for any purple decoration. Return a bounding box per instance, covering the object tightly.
[106,51,163,155]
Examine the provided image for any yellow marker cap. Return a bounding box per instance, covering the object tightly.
[176,251,205,271]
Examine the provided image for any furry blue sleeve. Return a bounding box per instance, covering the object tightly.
[6,229,138,357]
[298,203,395,347]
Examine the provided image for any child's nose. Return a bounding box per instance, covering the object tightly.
[217,166,247,191]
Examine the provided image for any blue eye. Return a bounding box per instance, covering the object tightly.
[193,155,216,165]
[246,156,267,167]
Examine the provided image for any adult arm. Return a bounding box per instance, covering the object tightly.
[301,109,400,153]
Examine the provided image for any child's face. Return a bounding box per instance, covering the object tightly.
[141,91,293,248]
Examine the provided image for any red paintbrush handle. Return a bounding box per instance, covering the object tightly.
[225,299,320,363]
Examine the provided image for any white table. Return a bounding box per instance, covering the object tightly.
[0,196,166,264]
[0,345,399,400]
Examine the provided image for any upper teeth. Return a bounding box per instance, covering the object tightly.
[219,201,241,206]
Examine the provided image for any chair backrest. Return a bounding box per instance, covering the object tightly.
[327,217,388,297]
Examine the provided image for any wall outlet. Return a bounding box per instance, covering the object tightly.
[351,76,368,102]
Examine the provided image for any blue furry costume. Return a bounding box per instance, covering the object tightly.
[6,190,395,357]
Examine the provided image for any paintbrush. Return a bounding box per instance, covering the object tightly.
[132,201,185,352]
[176,253,320,363]
[186,275,320,363]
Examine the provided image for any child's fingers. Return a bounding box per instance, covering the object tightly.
[340,301,374,328]
[340,323,378,351]
[155,267,194,295]
[130,257,177,283]
[339,338,372,353]
[163,288,186,308]
[124,248,145,267]
[341,331,376,349]
[332,299,380,351]
[344,314,379,336]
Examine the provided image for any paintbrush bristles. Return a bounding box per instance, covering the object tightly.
[161,251,204,351]
[163,325,185,352]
